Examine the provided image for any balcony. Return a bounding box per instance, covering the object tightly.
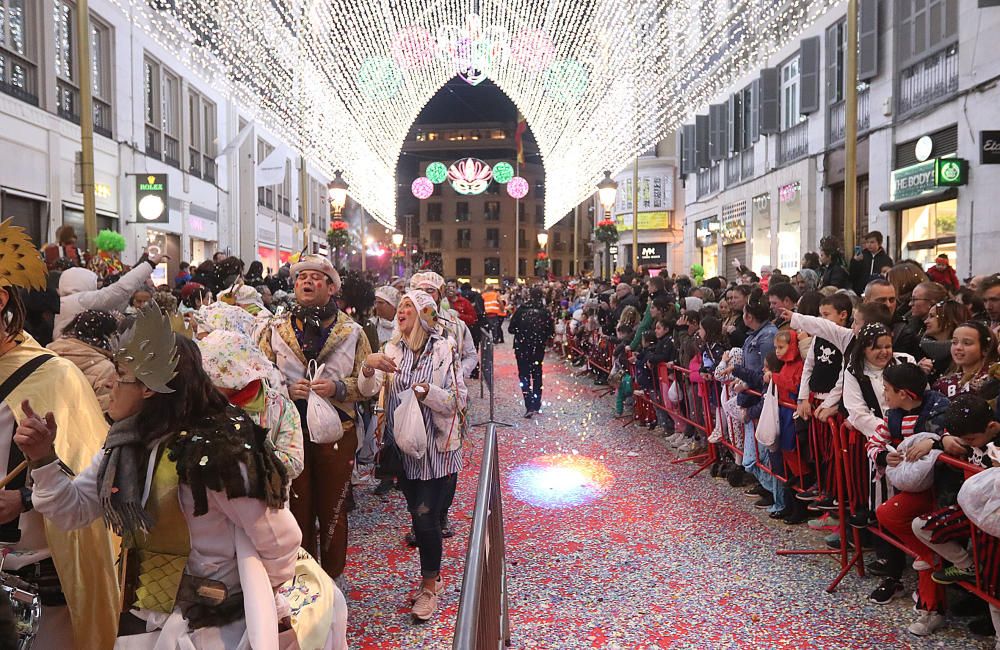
[428,239,442,249]
[725,155,741,186]
[144,126,161,160]
[777,120,809,166]
[457,240,471,249]
[188,148,202,178]
[828,86,871,144]
[741,145,755,179]
[709,162,720,193]
[898,44,959,116]
[203,156,217,184]
[696,169,711,198]
[93,98,112,138]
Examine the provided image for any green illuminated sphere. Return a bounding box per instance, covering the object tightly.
[426,161,448,184]
[492,162,514,184]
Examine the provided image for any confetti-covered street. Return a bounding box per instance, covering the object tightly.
[346,343,994,649]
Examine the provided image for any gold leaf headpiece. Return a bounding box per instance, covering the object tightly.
[0,218,46,291]
[116,302,179,393]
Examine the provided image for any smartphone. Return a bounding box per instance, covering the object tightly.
[853,245,862,257]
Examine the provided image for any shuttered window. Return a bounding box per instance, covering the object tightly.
[799,37,821,114]
[758,69,780,135]
[695,114,710,169]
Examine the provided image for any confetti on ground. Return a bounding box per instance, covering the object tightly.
[346,343,995,649]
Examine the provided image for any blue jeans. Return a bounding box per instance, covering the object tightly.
[742,422,787,513]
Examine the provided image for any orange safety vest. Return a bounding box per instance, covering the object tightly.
[483,290,501,316]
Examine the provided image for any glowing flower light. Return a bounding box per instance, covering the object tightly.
[544,59,589,102]
[411,177,434,199]
[425,162,448,184]
[447,158,493,195]
[391,26,435,68]
[492,161,514,184]
[507,176,529,199]
[509,454,614,509]
[511,29,556,71]
[357,56,402,99]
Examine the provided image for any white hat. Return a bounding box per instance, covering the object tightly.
[410,271,445,292]
[290,254,341,287]
[374,285,400,308]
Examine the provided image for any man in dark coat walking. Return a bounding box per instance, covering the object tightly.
[508,288,555,418]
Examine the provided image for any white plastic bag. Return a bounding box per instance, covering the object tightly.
[306,361,344,444]
[753,383,781,450]
[393,388,428,460]
[957,467,1000,538]
[886,436,942,493]
[666,380,681,405]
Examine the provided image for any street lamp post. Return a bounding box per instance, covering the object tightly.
[597,171,619,279]
[391,231,404,277]
[537,231,548,278]
[327,170,349,267]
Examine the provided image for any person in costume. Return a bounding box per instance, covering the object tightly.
[359,290,467,621]
[199,329,303,479]
[17,303,301,648]
[372,286,400,347]
[42,225,83,271]
[0,219,119,648]
[47,309,118,412]
[259,254,372,581]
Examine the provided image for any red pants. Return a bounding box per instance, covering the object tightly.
[876,490,944,611]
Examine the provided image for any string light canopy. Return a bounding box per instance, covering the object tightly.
[115,0,840,229]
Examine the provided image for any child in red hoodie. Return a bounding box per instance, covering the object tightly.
[926,254,959,291]
[769,330,810,522]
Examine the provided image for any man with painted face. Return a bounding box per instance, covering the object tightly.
[260,254,372,581]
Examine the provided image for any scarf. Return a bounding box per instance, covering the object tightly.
[291,300,338,360]
[96,414,154,540]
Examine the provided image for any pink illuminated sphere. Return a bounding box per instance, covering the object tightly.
[411,177,434,199]
[507,176,529,199]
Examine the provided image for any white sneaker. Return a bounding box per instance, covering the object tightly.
[666,432,686,447]
[912,559,931,571]
[907,610,945,636]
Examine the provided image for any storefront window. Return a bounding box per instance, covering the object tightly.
[900,198,957,269]
[751,193,771,272]
[777,182,801,274]
[695,217,719,278]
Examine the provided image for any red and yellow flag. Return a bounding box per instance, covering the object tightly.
[515,112,527,165]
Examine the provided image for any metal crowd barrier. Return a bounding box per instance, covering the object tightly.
[553,327,1000,604]
[454,330,511,650]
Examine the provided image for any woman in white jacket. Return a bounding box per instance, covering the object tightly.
[358,290,467,623]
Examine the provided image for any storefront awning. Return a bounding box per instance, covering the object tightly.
[878,187,957,212]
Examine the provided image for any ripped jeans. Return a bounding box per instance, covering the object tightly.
[400,474,453,578]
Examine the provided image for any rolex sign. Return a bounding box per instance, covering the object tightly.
[136,174,169,223]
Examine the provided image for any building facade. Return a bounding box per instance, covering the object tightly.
[404,122,584,287]
[679,0,1000,282]
[0,0,329,282]
[601,135,685,277]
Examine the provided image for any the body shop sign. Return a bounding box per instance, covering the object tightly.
[136,174,169,223]
[890,158,968,201]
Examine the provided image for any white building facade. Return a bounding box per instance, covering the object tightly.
[679,0,1000,283]
[0,0,330,282]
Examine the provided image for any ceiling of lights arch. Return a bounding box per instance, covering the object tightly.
[118,0,842,229]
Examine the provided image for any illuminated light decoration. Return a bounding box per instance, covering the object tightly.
[436,13,510,86]
[543,59,589,102]
[492,161,515,184]
[509,454,614,509]
[391,26,436,69]
[357,56,402,100]
[411,176,434,199]
[510,29,556,71]
[448,158,493,195]
[115,0,840,230]
[425,162,448,184]
[507,176,529,199]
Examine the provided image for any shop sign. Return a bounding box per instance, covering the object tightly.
[778,182,800,204]
[935,158,968,187]
[135,174,169,223]
[890,160,935,201]
[696,218,719,248]
[982,131,1000,164]
[614,211,669,231]
[638,243,667,264]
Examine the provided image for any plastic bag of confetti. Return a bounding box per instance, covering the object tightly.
[393,388,428,460]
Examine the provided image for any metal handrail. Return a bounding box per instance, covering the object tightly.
[454,329,511,649]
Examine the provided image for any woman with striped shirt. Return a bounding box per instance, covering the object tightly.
[359,290,467,622]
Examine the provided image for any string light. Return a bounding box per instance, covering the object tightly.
[109,0,839,229]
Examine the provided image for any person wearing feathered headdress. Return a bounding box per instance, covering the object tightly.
[0,219,119,648]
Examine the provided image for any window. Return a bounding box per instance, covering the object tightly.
[518,258,526,276]
[188,90,217,182]
[144,54,181,166]
[256,139,274,209]
[0,0,38,105]
[899,198,956,269]
[455,258,471,276]
[426,202,441,222]
[828,20,870,106]
[53,2,112,135]
[457,228,471,249]
[518,228,526,247]
[484,257,500,276]
[429,228,442,248]
[484,201,500,220]
[535,203,544,225]
[275,160,291,215]
[780,56,802,130]
[534,182,545,199]
[485,228,499,249]
[552,260,562,277]
[455,202,469,222]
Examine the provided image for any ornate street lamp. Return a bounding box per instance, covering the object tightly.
[597,170,618,213]
[327,170,349,217]
[596,171,619,279]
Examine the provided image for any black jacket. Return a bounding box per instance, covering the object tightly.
[850,249,894,294]
[508,301,554,354]
[819,263,852,290]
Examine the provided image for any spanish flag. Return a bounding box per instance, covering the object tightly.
[515,112,527,165]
